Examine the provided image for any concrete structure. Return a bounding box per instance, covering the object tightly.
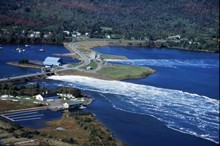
[41,66,54,73]
[95,53,101,61]
[43,57,63,67]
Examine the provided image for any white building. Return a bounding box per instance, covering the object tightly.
[63,103,69,109]
[43,57,63,67]
[34,94,44,101]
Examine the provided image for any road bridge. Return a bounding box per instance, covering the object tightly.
[0,72,55,83]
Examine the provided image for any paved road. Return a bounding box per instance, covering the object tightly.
[0,72,53,82]
[68,42,91,70]
[0,40,122,81]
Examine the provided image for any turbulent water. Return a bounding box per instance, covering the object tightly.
[48,75,219,144]
[104,59,219,68]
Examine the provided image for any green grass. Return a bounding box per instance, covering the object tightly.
[85,61,97,70]
[67,62,81,68]
[77,48,92,54]
[98,64,155,80]
[100,53,128,60]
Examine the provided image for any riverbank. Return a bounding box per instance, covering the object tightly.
[7,62,42,69]
[0,96,120,145]
[56,64,155,81]
[60,41,155,80]
[0,100,39,113]
[74,39,219,53]
[0,110,122,146]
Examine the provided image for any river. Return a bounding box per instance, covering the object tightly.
[48,46,219,146]
[1,45,219,146]
[0,44,78,78]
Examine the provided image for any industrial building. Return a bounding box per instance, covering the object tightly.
[43,57,63,67]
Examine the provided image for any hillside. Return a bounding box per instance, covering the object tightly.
[0,0,219,51]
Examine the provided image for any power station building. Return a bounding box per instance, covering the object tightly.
[43,57,63,67]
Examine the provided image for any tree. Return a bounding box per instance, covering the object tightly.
[19,58,29,64]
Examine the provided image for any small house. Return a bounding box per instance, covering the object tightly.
[43,57,63,67]
[63,103,69,109]
[34,94,44,101]
[86,66,92,71]
[63,101,83,109]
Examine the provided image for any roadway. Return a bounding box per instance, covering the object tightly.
[0,41,108,82]
[68,42,91,70]
[0,72,54,82]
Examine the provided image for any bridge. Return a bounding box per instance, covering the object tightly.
[0,41,103,83]
[0,72,55,83]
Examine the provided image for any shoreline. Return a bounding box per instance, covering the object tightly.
[60,41,156,80]
[56,68,155,81]
[67,39,219,53]
[0,39,218,53]
[7,62,42,69]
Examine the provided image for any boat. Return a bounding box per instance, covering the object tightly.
[79,105,86,109]
[39,48,45,52]
[25,44,30,47]
[16,46,20,51]
[0,46,3,50]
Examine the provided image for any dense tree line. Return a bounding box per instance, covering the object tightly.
[0,0,219,51]
[0,83,82,97]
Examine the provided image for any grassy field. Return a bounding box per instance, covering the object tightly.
[0,101,121,145]
[0,100,38,113]
[85,61,98,70]
[75,41,109,52]
[57,63,155,80]
[98,64,155,80]
[100,53,128,60]
[39,111,122,146]
[67,62,81,68]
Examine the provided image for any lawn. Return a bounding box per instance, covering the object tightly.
[85,61,97,70]
[98,64,155,80]
[100,53,128,60]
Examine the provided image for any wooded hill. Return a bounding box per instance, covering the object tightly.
[0,0,219,51]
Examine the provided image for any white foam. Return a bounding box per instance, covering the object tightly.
[48,75,219,144]
[105,59,219,68]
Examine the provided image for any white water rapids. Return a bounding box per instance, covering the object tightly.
[104,59,219,68]
[48,75,219,144]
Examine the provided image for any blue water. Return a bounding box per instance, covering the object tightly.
[94,46,219,99]
[48,46,218,146]
[12,109,62,129]
[1,45,219,146]
[0,44,78,78]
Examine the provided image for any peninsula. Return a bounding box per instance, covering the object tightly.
[56,40,155,80]
[5,40,155,82]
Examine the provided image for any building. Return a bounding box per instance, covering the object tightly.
[43,57,63,67]
[63,101,83,109]
[86,66,92,71]
[34,94,44,101]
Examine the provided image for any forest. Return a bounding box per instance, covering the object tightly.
[0,0,219,51]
